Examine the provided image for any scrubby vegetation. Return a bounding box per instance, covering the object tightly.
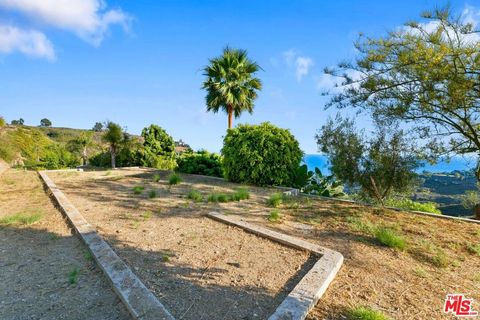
[267,209,282,222]
[267,192,284,207]
[168,173,182,185]
[207,188,250,203]
[222,122,303,186]
[384,198,441,214]
[0,210,43,225]
[177,150,223,177]
[187,189,204,202]
[294,165,344,197]
[346,306,390,320]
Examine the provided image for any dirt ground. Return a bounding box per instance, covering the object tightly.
[48,169,315,320]
[0,169,130,320]
[48,169,480,320]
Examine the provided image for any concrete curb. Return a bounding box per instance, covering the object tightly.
[38,171,175,320]
[207,212,343,320]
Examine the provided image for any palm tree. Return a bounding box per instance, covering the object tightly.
[202,47,262,129]
[73,131,93,166]
[103,122,123,169]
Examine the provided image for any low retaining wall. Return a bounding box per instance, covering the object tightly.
[39,171,174,320]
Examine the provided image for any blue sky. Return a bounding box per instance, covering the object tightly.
[0,0,477,153]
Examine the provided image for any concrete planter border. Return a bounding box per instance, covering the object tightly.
[207,212,344,320]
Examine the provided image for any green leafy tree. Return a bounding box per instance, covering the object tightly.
[40,118,52,127]
[92,122,104,132]
[202,47,262,129]
[141,124,176,169]
[11,118,24,125]
[103,122,123,168]
[324,7,480,181]
[0,117,5,127]
[69,132,94,165]
[222,122,303,186]
[316,115,419,203]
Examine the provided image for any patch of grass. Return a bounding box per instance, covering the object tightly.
[374,227,407,250]
[142,211,153,220]
[231,187,250,201]
[413,266,428,278]
[347,216,376,234]
[68,267,79,285]
[384,198,441,214]
[187,189,203,202]
[148,190,157,199]
[152,174,161,182]
[467,243,480,256]
[412,240,450,268]
[431,249,449,268]
[104,170,112,176]
[83,250,94,262]
[162,254,170,262]
[267,192,284,207]
[132,185,145,195]
[268,209,282,223]
[346,306,390,320]
[109,175,124,181]
[168,173,182,185]
[0,211,43,225]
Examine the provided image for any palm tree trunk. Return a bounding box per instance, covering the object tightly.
[227,105,233,129]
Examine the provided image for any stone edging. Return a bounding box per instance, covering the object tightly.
[38,171,175,320]
[207,212,344,320]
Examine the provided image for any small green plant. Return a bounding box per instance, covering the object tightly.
[104,170,112,176]
[142,211,153,220]
[152,174,161,182]
[133,185,145,195]
[68,267,79,285]
[467,244,480,256]
[148,190,157,199]
[413,266,428,278]
[346,306,391,320]
[162,254,170,262]
[347,217,376,234]
[231,187,250,201]
[267,192,284,207]
[268,209,282,222]
[187,189,203,202]
[168,173,182,185]
[374,227,407,250]
[0,212,43,225]
[431,249,449,268]
[217,193,230,202]
[83,250,94,262]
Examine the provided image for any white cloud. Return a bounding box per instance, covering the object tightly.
[281,49,314,82]
[0,0,131,46]
[0,25,55,60]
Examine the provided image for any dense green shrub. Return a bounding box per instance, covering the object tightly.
[0,117,5,127]
[222,122,303,186]
[187,189,204,202]
[177,150,223,177]
[384,198,441,214]
[38,144,80,169]
[168,173,182,185]
[141,124,176,169]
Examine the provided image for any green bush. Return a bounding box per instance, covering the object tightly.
[140,124,176,169]
[152,174,161,182]
[222,122,303,186]
[347,306,391,320]
[384,198,441,214]
[39,144,80,169]
[267,192,284,207]
[168,173,182,185]
[177,150,223,177]
[0,117,5,127]
[268,209,282,222]
[187,189,203,202]
[231,187,250,201]
[148,190,157,198]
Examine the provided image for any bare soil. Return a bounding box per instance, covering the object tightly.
[0,169,130,320]
[48,169,480,320]
[48,169,315,320]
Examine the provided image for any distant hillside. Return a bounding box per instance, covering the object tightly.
[414,171,477,217]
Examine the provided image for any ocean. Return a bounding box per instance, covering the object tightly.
[303,154,477,174]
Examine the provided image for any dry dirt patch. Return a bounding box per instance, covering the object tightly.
[49,169,316,320]
[0,169,129,320]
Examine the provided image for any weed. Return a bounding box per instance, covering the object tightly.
[83,250,94,262]
[413,266,428,278]
[347,217,375,234]
[268,209,282,223]
[431,249,449,268]
[467,244,480,256]
[104,170,112,176]
[217,193,230,202]
[153,174,161,182]
[142,211,153,220]
[162,254,170,262]
[346,306,391,320]
[187,189,203,202]
[68,267,79,285]
[148,190,157,199]
[132,185,145,195]
[267,192,284,207]
[168,173,182,185]
[109,175,124,181]
[231,187,250,201]
[0,211,42,225]
[374,227,407,250]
